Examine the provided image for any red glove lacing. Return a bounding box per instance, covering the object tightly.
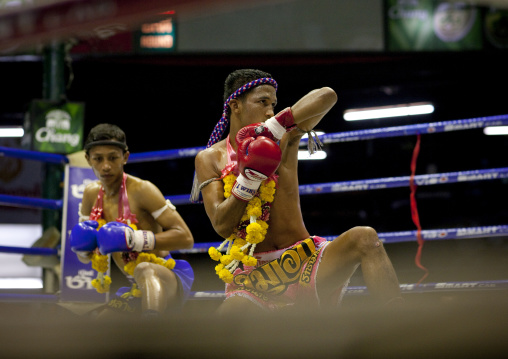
[410,134,429,285]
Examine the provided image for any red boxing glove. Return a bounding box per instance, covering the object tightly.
[236,107,296,144]
[270,107,296,130]
[232,136,281,201]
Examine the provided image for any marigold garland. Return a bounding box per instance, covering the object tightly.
[89,222,173,296]
[91,252,112,294]
[208,173,276,283]
[124,252,176,277]
[121,283,142,298]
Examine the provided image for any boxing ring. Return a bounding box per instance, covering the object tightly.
[1,113,508,306]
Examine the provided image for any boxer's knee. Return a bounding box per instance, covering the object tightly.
[348,226,382,253]
[133,262,156,282]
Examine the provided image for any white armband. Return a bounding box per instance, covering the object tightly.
[151,199,176,220]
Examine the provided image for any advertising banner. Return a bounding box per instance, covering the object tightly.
[24,100,85,154]
[385,0,482,51]
[60,165,109,303]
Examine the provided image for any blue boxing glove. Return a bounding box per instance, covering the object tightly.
[70,220,99,255]
[97,221,156,254]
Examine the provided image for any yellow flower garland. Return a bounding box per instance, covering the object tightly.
[208,173,276,283]
[90,219,112,293]
[89,221,175,296]
[124,253,176,277]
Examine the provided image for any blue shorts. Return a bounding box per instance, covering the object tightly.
[106,255,194,314]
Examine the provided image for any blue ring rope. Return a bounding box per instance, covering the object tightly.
[0,245,58,256]
[0,279,506,303]
[0,146,68,164]
[0,224,505,256]
[189,279,508,300]
[0,194,63,210]
[298,167,508,195]
[301,113,508,146]
[176,224,508,253]
[0,114,506,164]
[107,113,508,161]
[1,167,506,208]
[165,167,508,205]
[22,113,499,163]
[128,147,205,163]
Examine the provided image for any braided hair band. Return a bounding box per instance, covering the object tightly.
[190,77,278,203]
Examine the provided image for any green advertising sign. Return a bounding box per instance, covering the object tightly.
[386,0,482,51]
[24,100,85,154]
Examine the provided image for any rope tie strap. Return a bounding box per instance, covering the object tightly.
[198,177,221,192]
[296,127,324,155]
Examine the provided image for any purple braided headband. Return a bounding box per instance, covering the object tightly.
[206,77,278,148]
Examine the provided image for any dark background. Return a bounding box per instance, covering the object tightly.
[2,49,508,289]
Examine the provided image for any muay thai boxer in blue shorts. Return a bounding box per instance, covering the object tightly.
[70,124,194,318]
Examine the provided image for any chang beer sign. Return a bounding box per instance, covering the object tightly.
[385,0,482,51]
[25,100,85,154]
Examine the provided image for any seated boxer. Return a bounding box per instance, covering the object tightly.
[193,69,403,314]
[70,123,194,318]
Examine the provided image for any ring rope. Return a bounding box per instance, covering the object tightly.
[168,166,508,203]
[302,113,508,146]
[0,113,497,164]
[123,113,508,161]
[1,279,507,303]
[0,146,68,164]
[0,167,508,209]
[128,147,204,163]
[0,194,62,210]
[1,224,506,256]
[0,245,58,256]
[176,224,508,254]
[297,167,508,195]
[2,166,505,209]
[189,279,508,300]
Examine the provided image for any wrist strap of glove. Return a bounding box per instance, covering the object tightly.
[231,173,262,202]
[264,117,286,140]
[131,230,156,252]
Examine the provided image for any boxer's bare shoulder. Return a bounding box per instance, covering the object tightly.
[195,140,227,183]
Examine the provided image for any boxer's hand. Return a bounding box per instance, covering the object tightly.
[70,220,99,255]
[97,222,155,254]
[235,107,296,143]
[231,136,281,202]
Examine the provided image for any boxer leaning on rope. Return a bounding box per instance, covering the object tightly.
[70,124,194,318]
[192,69,403,314]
